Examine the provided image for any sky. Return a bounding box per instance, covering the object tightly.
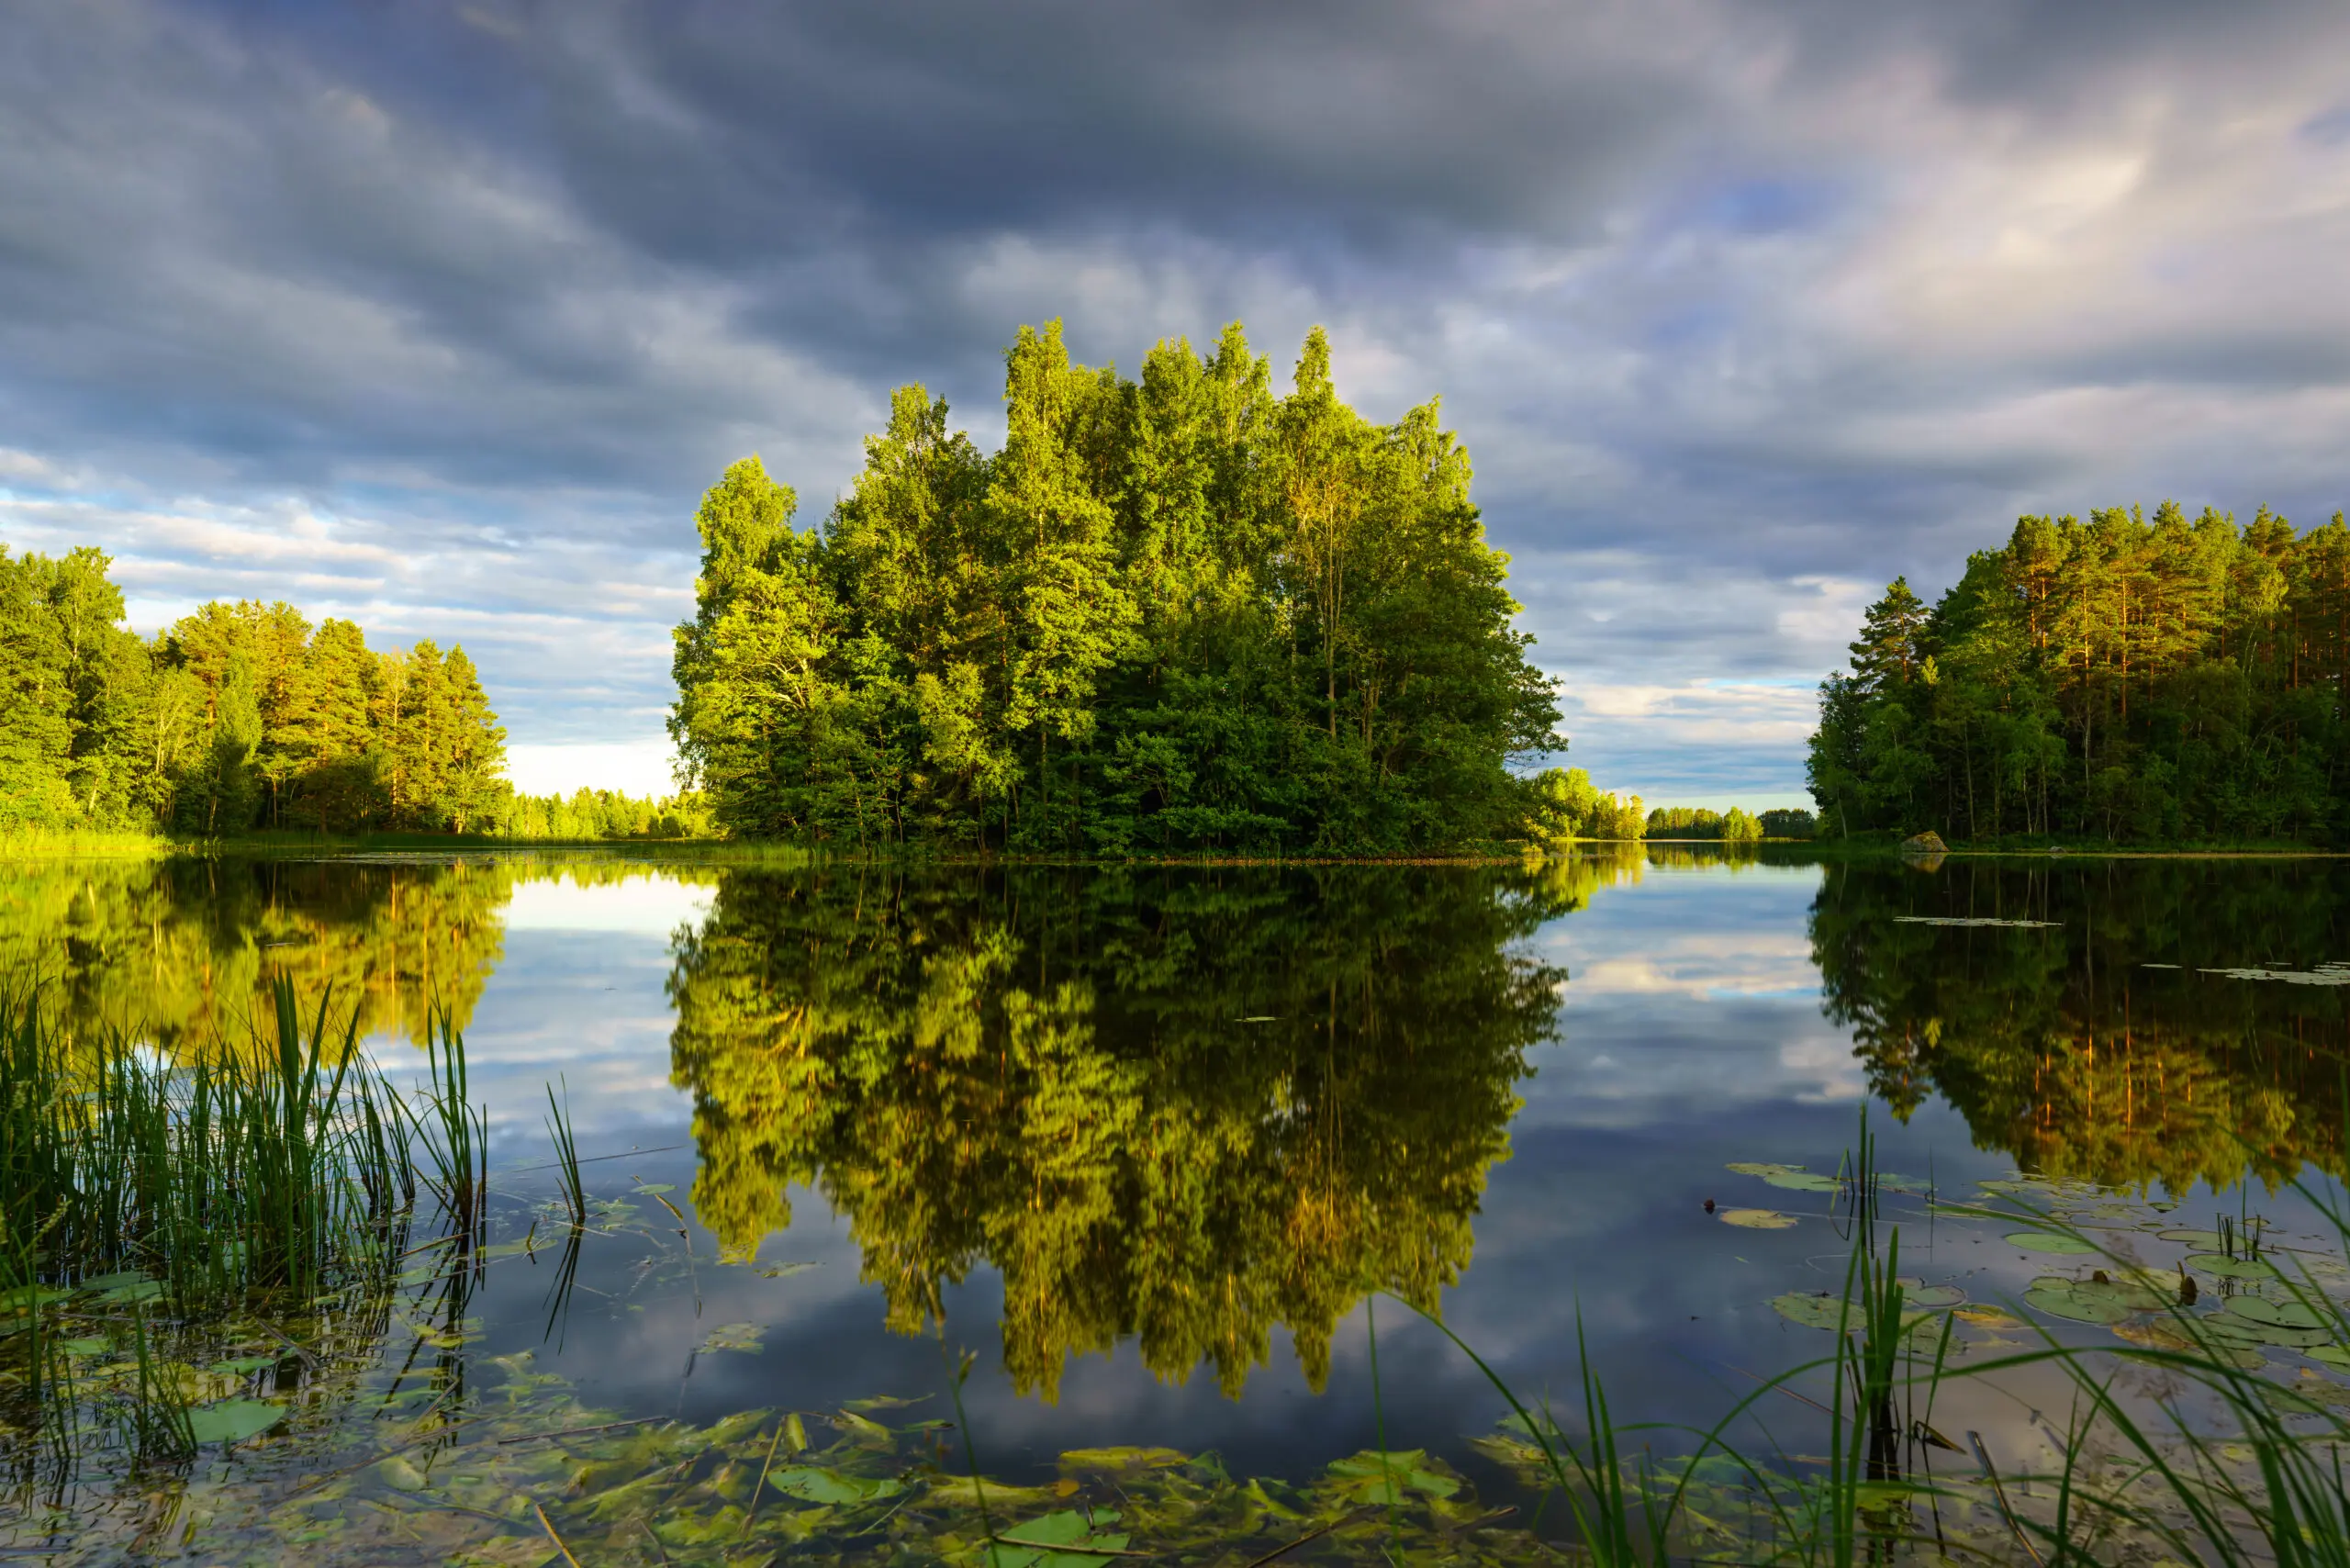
[3,1,2346,805]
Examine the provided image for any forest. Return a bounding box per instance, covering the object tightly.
[0,543,506,834]
[1808,503,2350,844]
[669,321,1567,854]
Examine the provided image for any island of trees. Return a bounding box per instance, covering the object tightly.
[669,321,1570,855]
[1809,504,2350,845]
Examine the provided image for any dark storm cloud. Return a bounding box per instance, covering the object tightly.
[3,0,2347,787]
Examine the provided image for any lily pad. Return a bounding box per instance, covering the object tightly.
[1762,1170,1841,1193]
[989,1507,1132,1568]
[2007,1231,2098,1255]
[2188,1252,2279,1281]
[1954,1305,2025,1330]
[2307,1345,2350,1372]
[2159,1230,2230,1249]
[1771,1292,1854,1330]
[1718,1208,1796,1229]
[696,1322,765,1355]
[186,1399,285,1445]
[2023,1273,2165,1324]
[767,1465,902,1506]
[1904,1284,1967,1310]
[1326,1451,1460,1503]
[1725,1161,1803,1177]
[2226,1296,2331,1333]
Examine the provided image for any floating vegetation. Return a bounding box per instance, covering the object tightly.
[1718,1208,1796,1229]
[2005,1229,2100,1255]
[1891,916,2060,928]
[2198,960,2350,985]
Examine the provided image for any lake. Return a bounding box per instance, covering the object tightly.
[6,847,2350,1562]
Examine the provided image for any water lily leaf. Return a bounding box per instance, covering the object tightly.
[833,1407,894,1447]
[767,1465,902,1505]
[2115,1318,2266,1368]
[2228,1296,2331,1332]
[696,1322,764,1355]
[1718,1209,1796,1229]
[1725,1162,1804,1177]
[2026,1286,2126,1323]
[0,1285,73,1312]
[1762,1170,1841,1193]
[1000,1511,1092,1547]
[1954,1306,2024,1330]
[187,1399,285,1444]
[2007,1231,2098,1255]
[1905,1284,1966,1310]
[2307,1345,2350,1371]
[76,1271,150,1292]
[1059,1447,1189,1472]
[60,1337,109,1357]
[1771,1293,1874,1330]
[2188,1252,2279,1280]
[2159,1230,2230,1249]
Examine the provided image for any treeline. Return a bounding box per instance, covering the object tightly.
[494,789,711,841]
[1642,805,1815,841]
[1,543,506,834]
[1524,767,1647,841]
[669,321,1564,855]
[1809,503,2350,844]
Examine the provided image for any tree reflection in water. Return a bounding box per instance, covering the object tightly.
[664,861,1616,1401]
[1813,857,2350,1195]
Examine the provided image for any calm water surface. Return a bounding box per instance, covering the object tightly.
[8,847,2350,1551]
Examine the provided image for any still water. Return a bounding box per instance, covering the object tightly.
[7,848,2350,1559]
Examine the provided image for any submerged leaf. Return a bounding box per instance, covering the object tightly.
[185,1399,285,1445]
[696,1322,765,1355]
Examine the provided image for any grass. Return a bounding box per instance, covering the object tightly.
[0,973,501,1500]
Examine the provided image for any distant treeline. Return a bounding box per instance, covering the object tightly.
[1647,805,1817,841]
[668,320,1564,855]
[2,545,505,835]
[1809,503,2350,844]
[495,788,711,841]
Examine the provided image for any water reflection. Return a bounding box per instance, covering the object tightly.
[1813,857,2350,1194]
[662,863,1593,1399]
[0,855,711,1055]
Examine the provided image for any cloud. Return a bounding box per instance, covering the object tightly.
[0,0,2344,791]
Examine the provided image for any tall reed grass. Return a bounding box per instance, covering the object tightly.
[0,977,424,1312]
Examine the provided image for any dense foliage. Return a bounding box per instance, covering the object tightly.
[1646,805,1763,841]
[1811,857,2350,1193]
[664,863,1572,1397]
[1522,766,1647,841]
[1808,504,2350,844]
[669,322,1564,854]
[0,544,506,834]
[492,788,709,841]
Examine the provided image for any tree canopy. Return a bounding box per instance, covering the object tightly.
[669,321,1565,855]
[0,543,506,834]
[1808,504,2350,844]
